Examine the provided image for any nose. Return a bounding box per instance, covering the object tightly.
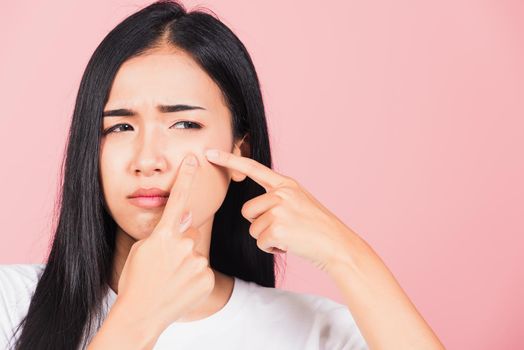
[131,127,168,177]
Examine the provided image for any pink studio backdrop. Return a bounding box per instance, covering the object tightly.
[1,0,522,348]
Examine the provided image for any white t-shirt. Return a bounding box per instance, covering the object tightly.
[0,264,368,349]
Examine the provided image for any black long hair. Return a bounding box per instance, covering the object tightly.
[9,1,284,348]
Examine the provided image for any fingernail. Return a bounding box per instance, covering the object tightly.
[179,212,192,232]
[185,154,198,166]
[180,211,192,224]
[205,149,219,160]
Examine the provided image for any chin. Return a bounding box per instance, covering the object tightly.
[115,218,158,240]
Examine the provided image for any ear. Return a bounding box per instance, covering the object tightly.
[230,134,250,182]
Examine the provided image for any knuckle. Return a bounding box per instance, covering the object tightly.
[178,237,195,253]
[248,223,256,237]
[284,176,298,187]
[267,206,279,219]
[273,187,287,198]
[202,269,215,287]
[241,203,251,218]
[256,238,266,251]
[269,223,283,237]
[193,256,209,271]
[193,268,214,293]
[274,187,293,201]
[274,192,285,202]
[277,176,298,190]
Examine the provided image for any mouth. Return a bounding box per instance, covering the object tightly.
[128,195,169,209]
[129,187,171,198]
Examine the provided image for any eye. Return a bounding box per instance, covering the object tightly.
[102,123,133,135]
[102,121,202,135]
[171,121,202,130]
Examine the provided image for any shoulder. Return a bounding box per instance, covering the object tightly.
[0,263,46,283]
[0,264,46,348]
[238,279,368,349]
[0,264,45,305]
[240,279,350,317]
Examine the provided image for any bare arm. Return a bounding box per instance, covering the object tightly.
[326,229,446,350]
[87,298,164,350]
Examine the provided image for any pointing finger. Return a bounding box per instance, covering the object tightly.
[155,153,199,237]
[204,148,286,191]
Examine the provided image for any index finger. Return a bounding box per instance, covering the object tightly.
[204,149,286,191]
[155,153,199,236]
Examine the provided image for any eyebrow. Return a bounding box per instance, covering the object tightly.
[102,104,206,117]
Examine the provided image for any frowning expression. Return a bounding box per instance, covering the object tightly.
[99,48,244,239]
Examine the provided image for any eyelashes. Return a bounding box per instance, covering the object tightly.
[102,121,203,136]
[171,121,203,131]
[102,123,132,135]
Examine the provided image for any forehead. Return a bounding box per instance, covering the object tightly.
[104,50,224,110]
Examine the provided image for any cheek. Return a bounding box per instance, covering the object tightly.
[99,145,129,218]
[97,131,234,237]
[173,132,235,225]
[100,146,125,190]
[186,156,231,226]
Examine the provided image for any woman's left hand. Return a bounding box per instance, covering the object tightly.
[204,148,354,273]
[204,150,447,350]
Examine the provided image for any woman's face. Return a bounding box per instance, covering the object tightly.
[100,49,246,240]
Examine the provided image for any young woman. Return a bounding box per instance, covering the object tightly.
[0,1,445,349]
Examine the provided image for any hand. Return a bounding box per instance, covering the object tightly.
[115,153,215,332]
[204,149,352,272]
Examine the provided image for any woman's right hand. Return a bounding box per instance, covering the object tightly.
[114,153,215,333]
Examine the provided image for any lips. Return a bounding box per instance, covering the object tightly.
[128,187,170,209]
[128,196,169,209]
[129,187,170,198]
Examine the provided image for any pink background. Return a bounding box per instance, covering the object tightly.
[1,0,522,348]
